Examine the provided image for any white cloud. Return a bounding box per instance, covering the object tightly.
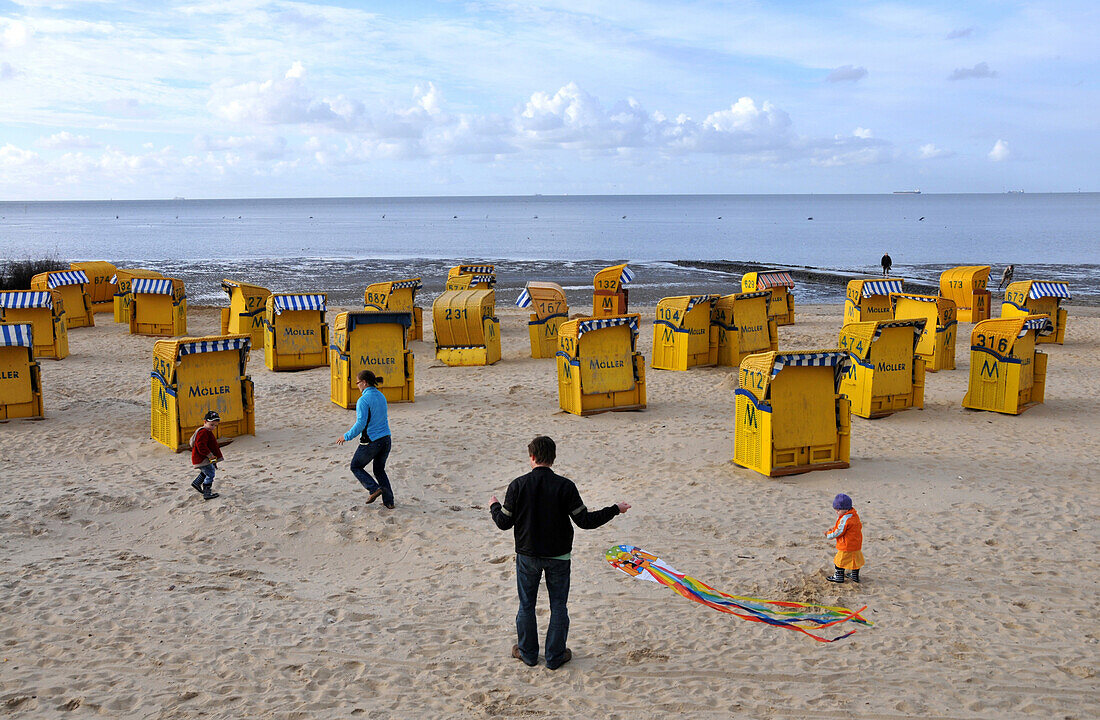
[853,127,873,139]
[988,139,1010,161]
[194,134,288,160]
[826,65,867,83]
[0,62,15,80]
[949,62,998,81]
[919,143,952,159]
[208,64,345,126]
[0,19,31,48]
[0,143,41,167]
[36,131,100,149]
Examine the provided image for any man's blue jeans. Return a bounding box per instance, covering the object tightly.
[515,554,570,668]
[350,435,393,505]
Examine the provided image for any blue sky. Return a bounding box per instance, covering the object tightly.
[0,0,1095,199]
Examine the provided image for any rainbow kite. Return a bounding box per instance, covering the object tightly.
[606,544,872,643]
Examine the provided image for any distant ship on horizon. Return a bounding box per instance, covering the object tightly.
[893,189,921,194]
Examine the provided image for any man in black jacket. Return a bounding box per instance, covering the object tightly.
[490,436,630,670]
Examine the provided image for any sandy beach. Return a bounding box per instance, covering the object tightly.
[1,302,1097,719]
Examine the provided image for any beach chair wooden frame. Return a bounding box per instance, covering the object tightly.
[651,294,719,371]
[556,314,646,415]
[112,269,164,324]
[592,263,632,318]
[838,319,927,418]
[844,279,902,324]
[31,270,94,329]
[0,323,45,420]
[516,282,569,359]
[742,270,795,326]
[734,351,851,477]
[263,293,329,371]
[220,279,271,348]
[331,311,414,405]
[364,278,424,342]
[129,277,188,337]
[151,334,255,452]
[1001,281,1070,345]
[713,291,778,368]
[940,266,992,323]
[891,293,957,372]
[70,261,117,314]
[432,288,500,366]
[0,290,68,359]
[445,265,496,291]
[962,315,1052,415]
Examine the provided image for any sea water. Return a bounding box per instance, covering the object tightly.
[1,193,1096,305]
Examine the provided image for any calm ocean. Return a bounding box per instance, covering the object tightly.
[1,194,1097,305]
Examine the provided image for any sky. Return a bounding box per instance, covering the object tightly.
[0,0,1096,199]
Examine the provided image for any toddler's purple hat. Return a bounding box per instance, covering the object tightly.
[832,493,853,510]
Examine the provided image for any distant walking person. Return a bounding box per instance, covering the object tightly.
[490,436,630,670]
[999,264,1015,290]
[336,370,395,509]
[880,253,893,277]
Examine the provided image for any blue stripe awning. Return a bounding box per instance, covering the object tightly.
[131,278,175,295]
[577,316,639,338]
[619,265,635,285]
[390,279,423,291]
[1020,317,1054,337]
[515,288,532,308]
[1029,282,1070,299]
[46,270,89,288]
[459,265,494,275]
[272,294,326,314]
[0,323,34,348]
[861,279,903,297]
[891,293,938,303]
[469,274,496,286]
[872,318,926,340]
[0,291,53,309]
[685,294,718,311]
[178,337,251,356]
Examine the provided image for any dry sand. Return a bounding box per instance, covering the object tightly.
[1,303,1097,719]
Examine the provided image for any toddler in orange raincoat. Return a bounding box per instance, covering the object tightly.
[824,493,863,583]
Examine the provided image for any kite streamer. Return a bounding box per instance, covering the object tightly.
[606,544,872,643]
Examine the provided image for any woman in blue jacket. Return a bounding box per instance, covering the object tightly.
[336,370,395,509]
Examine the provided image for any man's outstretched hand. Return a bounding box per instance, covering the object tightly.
[616,502,631,513]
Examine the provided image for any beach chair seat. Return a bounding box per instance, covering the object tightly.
[652,294,719,371]
[1001,281,1070,344]
[432,288,500,366]
[713,291,777,367]
[963,315,1052,415]
[734,350,851,477]
[331,311,414,405]
[151,334,255,451]
[516,282,569,359]
[0,290,68,359]
[838,319,926,418]
[0,323,44,420]
[263,293,329,371]
[742,270,795,326]
[556,314,646,415]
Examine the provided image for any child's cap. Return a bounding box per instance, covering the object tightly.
[204,410,221,422]
[832,493,853,510]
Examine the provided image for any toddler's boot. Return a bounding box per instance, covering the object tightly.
[849,569,860,583]
[202,483,219,500]
[191,476,205,495]
[825,566,845,583]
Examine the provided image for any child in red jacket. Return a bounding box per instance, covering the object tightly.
[824,493,863,583]
[189,411,228,500]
